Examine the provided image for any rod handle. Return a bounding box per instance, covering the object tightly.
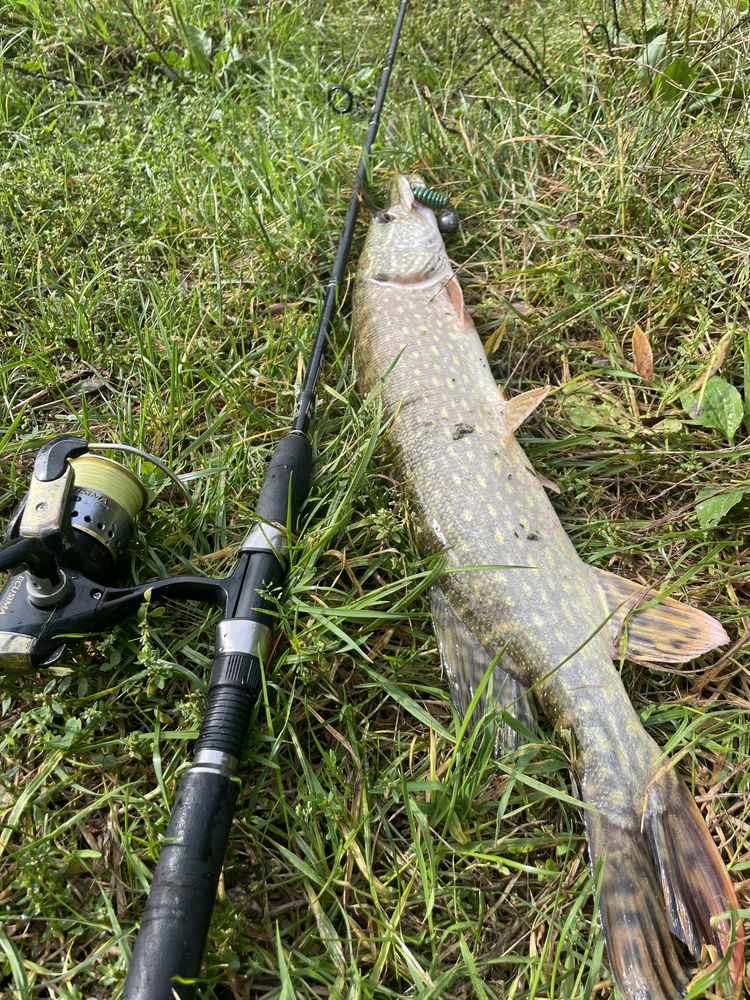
[256,431,312,528]
[121,768,238,1000]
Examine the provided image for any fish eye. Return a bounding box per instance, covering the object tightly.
[374,212,395,224]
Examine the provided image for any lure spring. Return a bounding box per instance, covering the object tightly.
[411,185,451,209]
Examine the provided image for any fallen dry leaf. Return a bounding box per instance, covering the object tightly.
[632,322,654,379]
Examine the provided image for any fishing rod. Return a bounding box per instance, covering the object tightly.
[0,1,409,995]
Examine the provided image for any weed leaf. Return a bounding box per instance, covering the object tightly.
[563,394,634,433]
[656,56,697,102]
[638,32,667,81]
[695,488,747,530]
[680,376,743,444]
[186,24,213,73]
[690,332,731,391]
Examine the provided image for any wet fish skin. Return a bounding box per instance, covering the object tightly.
[352,175,743,999]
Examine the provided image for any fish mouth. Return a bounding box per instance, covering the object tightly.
[364,173,447,285]
[386,174,418,211]
[385,174,438,226]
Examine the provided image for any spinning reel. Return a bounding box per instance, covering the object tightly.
[0,433,305,676]
[0,436,191,671]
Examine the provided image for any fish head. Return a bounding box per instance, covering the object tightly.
[359,175,448,284]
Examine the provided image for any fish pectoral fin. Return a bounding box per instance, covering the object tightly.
[501,385,551,435]
[430,587,535,750]
[592,566,729,664]
[444,275,472,328]
[535,470,561,494]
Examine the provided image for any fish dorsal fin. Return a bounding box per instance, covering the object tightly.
[430,587,535,750]
[592,567,729,663]
[502,385,551,434]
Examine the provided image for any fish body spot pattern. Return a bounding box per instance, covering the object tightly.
[352,175,743,1000]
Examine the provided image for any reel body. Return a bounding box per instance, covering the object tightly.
[0,437,147,670]
[0,434,293,674]
[0,436,219,671]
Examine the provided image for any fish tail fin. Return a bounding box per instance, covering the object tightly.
[584,764,743,1000]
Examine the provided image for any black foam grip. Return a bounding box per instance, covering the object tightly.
[121,768,239,1000]
[256,431,312,529]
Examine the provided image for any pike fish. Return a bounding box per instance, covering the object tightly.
[352,175,744,999]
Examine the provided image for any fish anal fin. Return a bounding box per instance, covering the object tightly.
[593,566,729,664]
[502,385,551,434]
[430,587,535,750]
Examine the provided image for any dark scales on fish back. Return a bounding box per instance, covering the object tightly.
[353,175,744,1000]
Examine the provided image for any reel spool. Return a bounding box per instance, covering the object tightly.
[68,454,149,581]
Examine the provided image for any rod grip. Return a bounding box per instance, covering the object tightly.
[256,431,312,528]
[121,768,238,1000]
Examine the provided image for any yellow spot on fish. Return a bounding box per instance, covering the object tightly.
[494,528,504,543]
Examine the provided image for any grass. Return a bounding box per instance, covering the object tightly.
[0,0,749,996]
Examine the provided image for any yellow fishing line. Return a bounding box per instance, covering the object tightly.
[70,455,148,518]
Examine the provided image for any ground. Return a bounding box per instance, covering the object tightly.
[0,1,748,998]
